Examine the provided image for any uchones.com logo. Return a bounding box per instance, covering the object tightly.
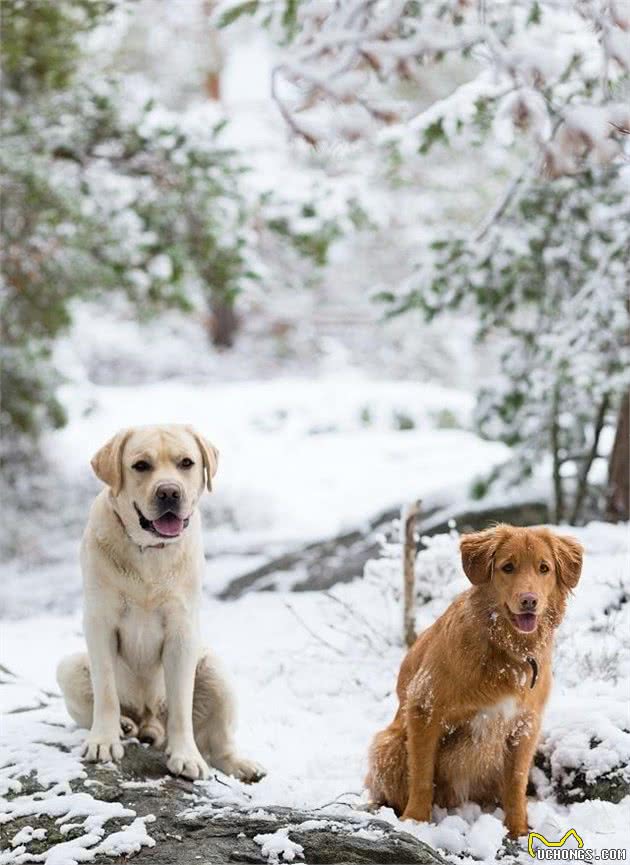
[529,829,627,861]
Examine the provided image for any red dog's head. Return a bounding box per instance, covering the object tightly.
[460,524,583,634]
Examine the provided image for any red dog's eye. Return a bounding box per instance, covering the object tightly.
[501,562,515,573]
[180,458,194,469]
[132,460,151,472]
[540,562,550,573]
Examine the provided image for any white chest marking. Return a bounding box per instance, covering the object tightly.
[470,697,519,739]
[118,604,165,672]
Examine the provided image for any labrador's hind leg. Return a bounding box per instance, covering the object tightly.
[193,650,266,783]
[57,652,94,730]
[56,652,139,739]
[137,712,166,748]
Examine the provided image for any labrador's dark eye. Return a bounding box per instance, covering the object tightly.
[540,562,550,574]
[132,460,152,472]
[501,562,515,574]
[180,457,194,469]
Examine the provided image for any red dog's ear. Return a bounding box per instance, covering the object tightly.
[460,528,498,585]
[551,533,583,591]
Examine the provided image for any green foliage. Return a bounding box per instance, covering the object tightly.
[0,0,115,94]
[359,405,373,427]
[393,411,415,431]
[216,0,301,42]
[281,0,299,41]
[419,118,447,155]
[267,211,340,267]
[1,347,67,444]
[527,1,542,25]
[1,0,342,460]
[387,167,630,522]
[216,0,259,29]
[218,0,629,522]
[432,408,459,430]
[0,78,244,446]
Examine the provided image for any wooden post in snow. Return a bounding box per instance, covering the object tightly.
[402,500,420,648]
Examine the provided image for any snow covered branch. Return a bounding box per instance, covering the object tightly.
[220,0,630,175]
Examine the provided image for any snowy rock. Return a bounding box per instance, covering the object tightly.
[0,740,446,864]
[219,497,549,598]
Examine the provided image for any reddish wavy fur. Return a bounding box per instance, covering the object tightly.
[365,524,583,838]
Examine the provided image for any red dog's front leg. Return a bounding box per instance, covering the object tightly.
[401,699,441,823]
[503,717,540,838]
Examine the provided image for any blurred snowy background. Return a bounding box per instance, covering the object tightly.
[0,1,628,862]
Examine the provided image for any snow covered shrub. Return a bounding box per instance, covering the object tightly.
[360,522,630,803]
[218,0,630,157]
[0,1,238,458]
[219,0,630,523]
[0,0,343,465]
[397,167,629,523]
[360,523,465,647]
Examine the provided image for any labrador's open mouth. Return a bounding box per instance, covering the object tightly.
[134,504,190,538]
[507,607,538,633]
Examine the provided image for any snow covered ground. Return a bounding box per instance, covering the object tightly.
[2,520,628,864]
[2,331,627,863]
[1,371,507,618]
[2,9,627,861]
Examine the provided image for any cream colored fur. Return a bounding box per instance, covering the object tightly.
[56,424,264,783]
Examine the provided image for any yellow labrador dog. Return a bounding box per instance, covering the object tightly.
[57,424,264,783]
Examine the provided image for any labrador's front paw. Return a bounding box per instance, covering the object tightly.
[216,754,267,784]
[166,742,210,781]
[82,733,124,763]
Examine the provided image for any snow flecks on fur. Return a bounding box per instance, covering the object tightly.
[406,669,434,719]
[469,697,519,741]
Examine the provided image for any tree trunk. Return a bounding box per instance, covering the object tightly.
[202,1,223,100]
[551,387,565,523]
[606,391,629,522]
[201,3,235,349]
[210,294,238,348]
[570,395,609,525]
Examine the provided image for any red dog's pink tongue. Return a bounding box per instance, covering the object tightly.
[515,613,537,632]
[153,513,184,537]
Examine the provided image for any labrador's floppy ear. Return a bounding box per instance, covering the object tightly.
[551,532,583,591]
[188,428,219,492]
[459,526,501,585]
[90,428,132,496]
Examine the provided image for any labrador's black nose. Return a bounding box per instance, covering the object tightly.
[155,483,181,508]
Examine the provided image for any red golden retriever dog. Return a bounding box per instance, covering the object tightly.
[365,524,583,838]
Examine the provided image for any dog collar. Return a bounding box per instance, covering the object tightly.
[112,508,165,551]
[527,656,538,688]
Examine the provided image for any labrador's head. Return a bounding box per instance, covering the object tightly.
[460,524,583,635]
[91,424,218,544]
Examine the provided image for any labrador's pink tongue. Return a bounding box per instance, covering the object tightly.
[153,513,184,537]
[515,613,537,632]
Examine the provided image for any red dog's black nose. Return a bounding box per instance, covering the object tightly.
[518,592,538,612]
[155,483,181,503]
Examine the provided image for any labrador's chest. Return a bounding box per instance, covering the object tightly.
[117,600,166,672]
